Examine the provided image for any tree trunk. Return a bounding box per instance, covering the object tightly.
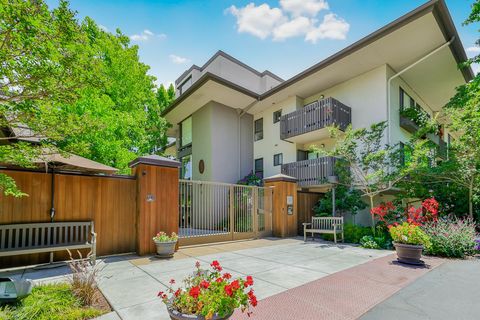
[369,195,375,236]
[469,180,473,220]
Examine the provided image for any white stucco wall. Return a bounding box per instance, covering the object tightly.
[176,54,282,96]
[191,102,253,183]
[253,65,389,179]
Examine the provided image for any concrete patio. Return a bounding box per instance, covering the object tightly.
[0,237,393,319]
[95,238,393,319]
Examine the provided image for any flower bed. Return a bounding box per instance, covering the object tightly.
[423,217,478,258]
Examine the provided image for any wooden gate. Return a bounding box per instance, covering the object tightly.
[297,192,323,235]
[178,180,273,246]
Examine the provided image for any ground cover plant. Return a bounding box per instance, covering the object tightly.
[0,283,106,320]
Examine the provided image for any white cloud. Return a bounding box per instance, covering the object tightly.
[273,16,312,41]
[466,46,480,54]
[169,54,190,64]
[143,29,154,36]
[227,3,286,39]
[280,0,328,17]
[227,1,348,43]
[98,24,109,32]
[305,13,349,43]
[130,29,167,42]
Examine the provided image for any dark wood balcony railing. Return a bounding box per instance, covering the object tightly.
[281,156,337,187]
[280,97,352,140]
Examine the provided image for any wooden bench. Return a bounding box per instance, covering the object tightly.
[303,217,344,243]
[0,221,96,264]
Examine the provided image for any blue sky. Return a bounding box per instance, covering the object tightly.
[46,0,479,87]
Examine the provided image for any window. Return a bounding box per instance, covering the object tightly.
[273,153,283,166]
[180,155,192,180]
[178,76,192,95]
[297,150,308,161]
[254,158,264,179]
[180,117,192,147]
[399,87,414,110]
[273,110,282,123]
[254,118,263,141]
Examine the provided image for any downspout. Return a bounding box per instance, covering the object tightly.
[386,37,455,146]
[237,99,260,181]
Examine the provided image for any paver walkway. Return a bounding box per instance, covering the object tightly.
[233,254,444,320]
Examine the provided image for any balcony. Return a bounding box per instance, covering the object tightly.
[281,156,337,188]
[280,97,352,144]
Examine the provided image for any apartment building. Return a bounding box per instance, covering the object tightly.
[162,0,473,223]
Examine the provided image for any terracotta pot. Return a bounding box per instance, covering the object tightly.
[393,242,424,265]
[167,306,233,320]
[153,240,177,258]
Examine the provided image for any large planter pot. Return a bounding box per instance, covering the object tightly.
[393,242,424,265]
[167,305,233,320]
[154,240,177,258]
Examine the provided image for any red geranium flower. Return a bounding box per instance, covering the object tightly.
[189,286,200,299]
[230,280,240,291]
[244,275,254,287]
[211,260,222,271]
[223,272,232,280]
[200,280,210,289]
[224,284,233,297]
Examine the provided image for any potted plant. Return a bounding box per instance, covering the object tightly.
[389,222,431,265]
[158,260,257,320]
[153,232,178,258]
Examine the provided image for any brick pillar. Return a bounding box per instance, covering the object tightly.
[264,174,298,238]
[129,155,180,255]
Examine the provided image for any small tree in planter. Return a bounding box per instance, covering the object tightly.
[153,232,178,258]
[389,223,431,265]
[158,260,257,320]
[311,122,407,234]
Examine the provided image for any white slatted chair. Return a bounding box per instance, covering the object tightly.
[0,221,96,264]
[303,217,344,243]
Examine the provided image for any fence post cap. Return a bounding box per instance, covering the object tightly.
[263,174,297,183]
[129,155,180,168]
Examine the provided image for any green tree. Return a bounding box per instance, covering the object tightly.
[0,0,168,196]
[313,164,366,224]
[156,83,175,112]
[402,0,480,220]
[56,18,168,172]
[312,122,406,232]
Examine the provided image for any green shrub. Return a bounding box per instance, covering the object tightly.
[0,283,104,320]
[343,223,373,243]
[423,217,478,258]
[360,236,380,249]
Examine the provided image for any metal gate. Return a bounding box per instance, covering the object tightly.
[178,180,273,246]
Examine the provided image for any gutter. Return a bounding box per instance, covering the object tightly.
[386,37,455,145]
[237,99,260,181]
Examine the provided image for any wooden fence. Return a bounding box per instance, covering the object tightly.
[297,192,323,235]
[0,169,136,267]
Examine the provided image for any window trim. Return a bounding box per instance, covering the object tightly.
[273,153,283,166]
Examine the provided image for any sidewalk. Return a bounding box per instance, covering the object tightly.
[361,258,480,320]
